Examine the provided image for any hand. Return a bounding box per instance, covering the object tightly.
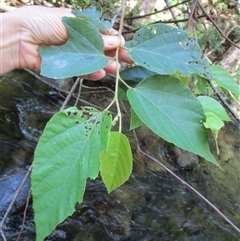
[1,6,132,80]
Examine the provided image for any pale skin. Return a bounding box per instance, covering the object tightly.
[0,6,133,80]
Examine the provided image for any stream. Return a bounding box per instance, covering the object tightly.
[0,70,239,241]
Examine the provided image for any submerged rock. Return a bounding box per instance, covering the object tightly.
[173,146,199,170]
[0,166,31,217]
[162,146,199,171]
[0,166,33,240]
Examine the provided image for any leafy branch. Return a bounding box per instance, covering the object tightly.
[27,3,240,241]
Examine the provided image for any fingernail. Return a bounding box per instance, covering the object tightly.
[106,36,120,46]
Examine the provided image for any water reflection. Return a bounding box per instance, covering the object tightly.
[0,70,239,240]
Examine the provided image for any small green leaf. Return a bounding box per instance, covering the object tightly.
[38,17,108,79]
[127,74,219,166]
[203,112,224,130]
[72,6,112,30]
[203,112,224,155]
[198,96,231,121]
[198,96,230,155]
[194,76,208,94]
[32,107,112,241]
[127,23,211,78]
[100,132,132,193]
[209,65,240,98]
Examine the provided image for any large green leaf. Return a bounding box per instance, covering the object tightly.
[72,6,112,30]
[31,107,112,241]
[120,66,155,84]
[130,108,144,130]
[209,65,240,98]
[119,66,155,100]
[100,132,132,193]
[127,23,210,78]
[38,17,108,79]
[127,75,219,165]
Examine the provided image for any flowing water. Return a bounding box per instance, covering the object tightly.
[0,70,239,241]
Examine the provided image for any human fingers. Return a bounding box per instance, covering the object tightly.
[104,59,121,74]
[101,29,125,51]
[81,69,106,81]
[81,60,120,81]
[105,48,133,64]
[101,35,122,51]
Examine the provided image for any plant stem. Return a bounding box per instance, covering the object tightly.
[115,49,122,132]
[105,97,116,111]
[112,0,126,133]
[118,75,132,89]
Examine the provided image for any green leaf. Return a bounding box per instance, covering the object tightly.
[198,96,230,155]
[127,74,219,166]
[118,86,128,101]
[203,112,224,130]
[100,132,132,193]
[198,96,231,121]
[31,106,112,241]
[209,65,240,98]
[118,66,155,100]
[173,74,189,85]
[194,76,208,94]
[130,108,144,130]
[38,17,108,79]
[203,112,224,155]
[120,66,155,84]
[72,6,112,30]
[127,23,211,78]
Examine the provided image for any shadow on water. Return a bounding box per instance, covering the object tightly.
[0,70,239,241]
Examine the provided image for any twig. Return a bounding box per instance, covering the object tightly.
[0,164,33,241]
[111,4,123,25]
[24,69,105,109]
[74,78,83,107]
[206,25,240,58]
[16,188,32,241]
[117,0,126,36]
[123,0,189,20]
[132,130,240,234]
[58,77,81,111]
[122,15,206,34]
[197,1,240,49]
[187,0,198,31]
[164,0,181,28]
[206,78,240,123]
[24,69,70,94]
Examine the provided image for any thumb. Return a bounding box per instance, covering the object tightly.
[102,34,125,51]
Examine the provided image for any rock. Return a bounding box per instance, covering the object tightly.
[173,147,199,170]
[0,166,31,217]
[162,146,199,171]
